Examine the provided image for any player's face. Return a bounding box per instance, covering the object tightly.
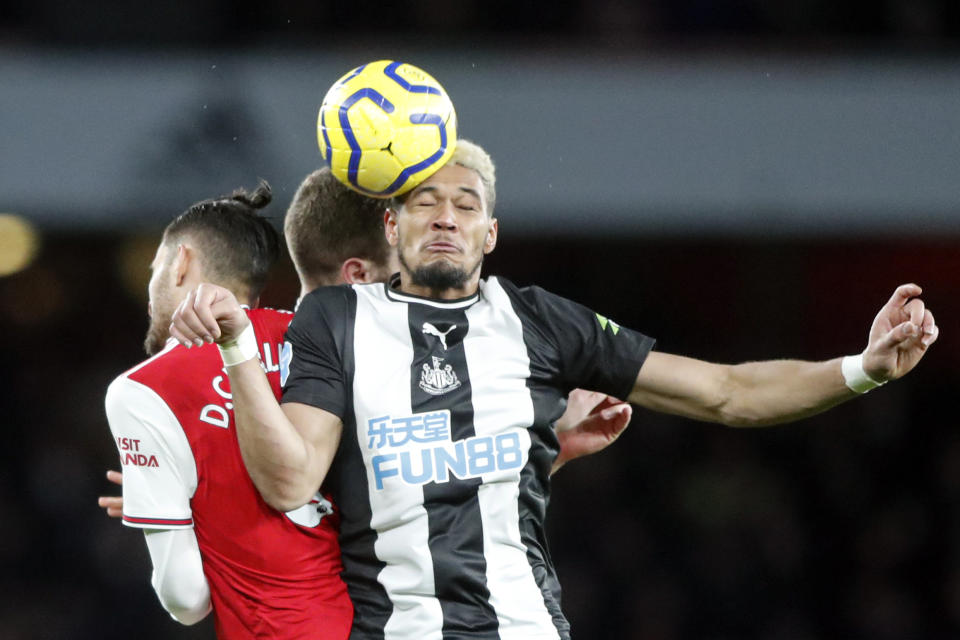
[144,242,179,355]
[386,164,498,298]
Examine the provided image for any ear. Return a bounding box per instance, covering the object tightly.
[384,208,399,247]
[483,218,498,255]
[173,244,192,287]
[340,257,378,285]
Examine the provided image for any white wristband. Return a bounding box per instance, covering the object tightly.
[217,322,259,367]
[841,353,885,394]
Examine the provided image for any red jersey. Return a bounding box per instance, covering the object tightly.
[106,308,352,639]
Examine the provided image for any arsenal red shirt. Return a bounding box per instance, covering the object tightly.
[106,308,352,639]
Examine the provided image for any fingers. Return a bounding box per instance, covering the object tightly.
[904,297,925,328]
[566,389,606,412]
[922,309,939,347]
[97,496,124,519]
[170,292,203,347]
[602,404,632,438]
[556,390,619,432]
[876,315,940,356]
[591,395,624,416]
[600,402,632,423]
[883,283,922,313]
[880,320,922,350]
[170,285,227,347]
[193,283,224,342]
[101,471,124,518]
[587,402,632,436]
[883,289,937,349]
[175,290,214,346]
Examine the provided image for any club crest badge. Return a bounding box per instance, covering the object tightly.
[419,356,461,395]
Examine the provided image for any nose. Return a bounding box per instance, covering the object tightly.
[430,201,458,231]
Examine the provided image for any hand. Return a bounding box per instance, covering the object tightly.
[97,470,124,519]
[170,283,249,348]
[862,283,939,382]
[552,389,632,474]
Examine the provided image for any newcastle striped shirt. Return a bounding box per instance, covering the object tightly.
[282,275,655,640]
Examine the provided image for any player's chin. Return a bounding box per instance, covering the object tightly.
[409,261,470,291]
[418,253,463,272]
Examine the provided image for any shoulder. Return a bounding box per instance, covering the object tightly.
[107,342,188,412]
[111,344,232,430]
[291,285,358,331]
[482,276,572,316]
[298,285,357,314]
[115,341,189,393]
[121,340,221,390]
[114,340,177,381]
[105,369,180,439]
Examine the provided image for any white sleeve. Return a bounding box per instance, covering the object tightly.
[144,528,212,625]
[105,375,197,528]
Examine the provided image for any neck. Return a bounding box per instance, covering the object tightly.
[222,283,256,308]
[396,272,481,300]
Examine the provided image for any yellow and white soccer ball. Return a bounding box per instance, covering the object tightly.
[318,60,457,198]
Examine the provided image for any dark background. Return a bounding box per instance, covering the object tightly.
[1,2,959,639]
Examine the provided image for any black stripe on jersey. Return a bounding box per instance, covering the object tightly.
[518,427,570,640]
[510,297,573,640]
[323,288,392,639]
[406,303,500,639]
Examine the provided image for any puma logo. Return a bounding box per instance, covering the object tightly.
[422,322,457,350]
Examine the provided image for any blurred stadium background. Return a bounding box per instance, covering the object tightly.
[1,2,959,638]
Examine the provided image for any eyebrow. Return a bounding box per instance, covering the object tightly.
[411,185,482,201]
[458,187,482,201]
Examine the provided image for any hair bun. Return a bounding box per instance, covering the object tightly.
[231,180,272,210]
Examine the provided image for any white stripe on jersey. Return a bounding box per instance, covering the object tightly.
[467,278,560,640]
[352,285,444,640]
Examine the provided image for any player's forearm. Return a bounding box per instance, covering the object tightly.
[717,357,855,427]
[144,529,211,625]
[227,359,319,511]
[630,352,856,427]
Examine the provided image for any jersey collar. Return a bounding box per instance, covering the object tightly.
[383,273,481,309]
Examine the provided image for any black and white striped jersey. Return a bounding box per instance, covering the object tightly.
[282,275,655,640]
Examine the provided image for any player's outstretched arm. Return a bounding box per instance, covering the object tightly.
[170,283,340,512]
[551,390,632,474]
[97,469,124,518]
[628,284,938,427]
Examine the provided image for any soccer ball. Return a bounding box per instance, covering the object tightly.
[317,60,458,198]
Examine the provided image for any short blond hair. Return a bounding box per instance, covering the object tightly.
[449,139,496,215]
[392,139,498,215]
